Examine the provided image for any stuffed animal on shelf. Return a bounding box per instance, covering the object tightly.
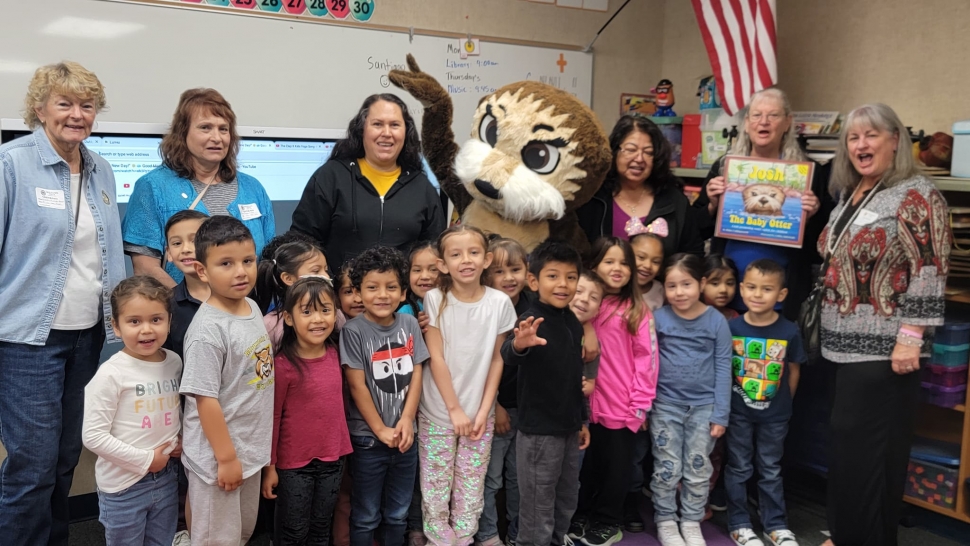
[389,55,611,252]
[652,79,677,117]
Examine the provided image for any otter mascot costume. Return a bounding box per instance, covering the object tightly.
[389,55,611,252]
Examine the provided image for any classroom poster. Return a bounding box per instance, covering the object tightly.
[714,156,813,248]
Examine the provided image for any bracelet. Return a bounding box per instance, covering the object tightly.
[899,326,924,339]
[896,334,923,347]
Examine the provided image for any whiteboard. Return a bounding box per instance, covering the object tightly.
[0,0,594,139]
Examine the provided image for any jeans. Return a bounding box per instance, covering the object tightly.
[476,407,519,543]
[276,458,345,546]
[725,413,789,532]
[97,459,178,545]
[0,324,104,545]
[349,436,418,546]
[649,401,716,523]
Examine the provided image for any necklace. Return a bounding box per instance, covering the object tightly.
[825,181,882,255]
[619,187,648,234]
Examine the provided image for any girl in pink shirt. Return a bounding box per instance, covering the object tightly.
[261,277,352,544]
[569,237,659,546]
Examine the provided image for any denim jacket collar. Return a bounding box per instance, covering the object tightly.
[33,127,100,176]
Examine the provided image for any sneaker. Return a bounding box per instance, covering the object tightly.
[505,538,516,546]
[408,531,428,546]
[656,521,686,546]
[730,528,764,546]
[764,530,799,546]
[579,523,623,546]
[680,522,706,546]
[623,492,644,533]
[172,531,191,546]
[708,487,727,512]
[568,518,588,540]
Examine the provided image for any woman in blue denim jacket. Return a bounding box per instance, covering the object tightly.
[0,61,126,545]
[122,88,275,286]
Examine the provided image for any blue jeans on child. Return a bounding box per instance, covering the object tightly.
[98,458,179,545]
[724,411,789,532]
[349,435,418,546]
[476,407,519,543]
[649,401,716,523]
[0,325,104,545]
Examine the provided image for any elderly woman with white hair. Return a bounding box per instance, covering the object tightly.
[0,61,125,544]
[694,87,833,320]
[819,104,949,546]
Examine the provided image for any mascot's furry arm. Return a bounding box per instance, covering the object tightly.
[389,54,610,252]
[388,55,472,215]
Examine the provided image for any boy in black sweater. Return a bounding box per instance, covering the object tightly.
[504,240,591,546]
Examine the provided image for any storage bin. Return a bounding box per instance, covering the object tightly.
[935,322,970,346]
[682,114,701,168]
[953,120,970,178]
[906,458,958,509]
[922,363,968,387]
[922,382,967,408]
[931,343,970,367]
[910,437,961,467]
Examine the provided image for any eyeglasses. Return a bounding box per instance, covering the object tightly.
[747,112,785,123]
[619,147,654,159]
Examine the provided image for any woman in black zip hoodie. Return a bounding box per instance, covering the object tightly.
[291,93,446,271]
[576,115,707,259]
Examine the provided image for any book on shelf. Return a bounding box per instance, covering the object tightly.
[793,111,841,135]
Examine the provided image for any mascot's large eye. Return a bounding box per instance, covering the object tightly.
[479,114,499,147]
[521,140,561,175]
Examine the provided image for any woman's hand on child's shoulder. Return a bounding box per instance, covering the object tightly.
[710,423,726,438]
[261,465,278,499]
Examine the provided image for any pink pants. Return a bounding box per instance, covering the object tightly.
[418,413,494,546]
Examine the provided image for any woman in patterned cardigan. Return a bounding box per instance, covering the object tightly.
[820,104,950,546]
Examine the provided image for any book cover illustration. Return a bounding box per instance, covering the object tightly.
[714,156,814,248]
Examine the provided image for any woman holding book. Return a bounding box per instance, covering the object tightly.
[693,87,833,319]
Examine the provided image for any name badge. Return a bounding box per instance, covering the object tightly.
[36,188,66,209]
[853,209,879,226]
[238,203,261,221]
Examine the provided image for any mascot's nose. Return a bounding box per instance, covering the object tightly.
[759,197,768,204]
[474,179,502,200]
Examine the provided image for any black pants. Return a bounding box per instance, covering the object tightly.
[575,424,635,526]
[275,458,345,546]
[827,360,920,546]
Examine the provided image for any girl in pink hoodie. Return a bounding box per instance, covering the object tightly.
[569,237,659,546]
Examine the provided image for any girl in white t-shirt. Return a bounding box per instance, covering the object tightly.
[82,276,182,545]
[419,225,517,546]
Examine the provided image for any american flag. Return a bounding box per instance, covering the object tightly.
[691,0,777,115]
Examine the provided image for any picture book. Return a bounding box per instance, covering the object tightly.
[714,156,814,248]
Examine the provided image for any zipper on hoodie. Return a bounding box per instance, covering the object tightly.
[379,195,385,241]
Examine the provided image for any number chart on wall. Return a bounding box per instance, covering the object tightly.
[1,0,593,140]
[175,0,376,21]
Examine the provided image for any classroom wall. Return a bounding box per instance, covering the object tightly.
[0,0,667,499]
[368,0,666,130]
[660,0,970,134]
